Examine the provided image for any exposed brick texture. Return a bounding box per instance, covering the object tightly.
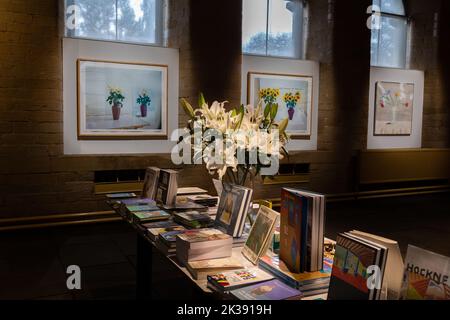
[0,0,448,218]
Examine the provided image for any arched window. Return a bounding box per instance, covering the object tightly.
[370,0,408,68]
[243,0,305,59]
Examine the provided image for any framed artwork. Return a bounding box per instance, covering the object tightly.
[77,59,168,140]
[374,81,414,136]
[247,72,313,138]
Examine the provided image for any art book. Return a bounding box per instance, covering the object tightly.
[280,188,309,273]
[186,257,243,280]
[242,206,279,265]
[230,279,303,300]
[214,183,253,238]
[147,225,186,241]
[207,268,273,292]
[141,167,160,199]
[132,210,170,224]
[327,233,387,300]
[401,245,450,300]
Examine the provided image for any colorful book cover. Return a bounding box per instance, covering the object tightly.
[127,204,159,212]
[327,234,380,300]
[148,226,185,239]
[231,279,303,300]
[159,230,187,246]
[178,229,230,243]
[280,188,307,273]
[133,210,170,221]
[401,245,450,300]
[208,268,273,291]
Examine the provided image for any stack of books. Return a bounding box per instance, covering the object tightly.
[131,210,171,224]
[187,194,219,207]
[258,252,333,297]
[280,188,325,273]
[156,229,187,255]
[144,220,185,241]
[173,211,214,229]
[176,229,233,266]
[162,202,207,212]
[230,279,303,300]
[207,268,273,293]
[186,257,243,280]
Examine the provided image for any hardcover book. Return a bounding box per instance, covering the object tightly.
[207,268,273,292]
[186,257,243,280]
[214,183,253,238]
[155,169,178,205]
[147,225,186,241]
[242,206,279,264]
[327,233,388,300]
[158,229,187,248]
[106,192,136,199]
[401,245,450,300]
[141,167,160,200]
[280,188,325,273]
[230,279,303,300]
[280,188,308,273]
[173,211,214,229]
[132,210,170,224]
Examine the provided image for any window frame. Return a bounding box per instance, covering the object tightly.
[370,0,409,69]
[64,0,165,47]
[242,0,306,60]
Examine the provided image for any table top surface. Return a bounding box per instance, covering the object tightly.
[112,202,329,300]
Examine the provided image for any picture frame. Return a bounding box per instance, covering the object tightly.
[373,81,414,136]
[242,205,279,265]
[247,71,313,139]
[77,59,168,140]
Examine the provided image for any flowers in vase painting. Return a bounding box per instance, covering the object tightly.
[106,86,125,106]
[259,88,280,105]
[374,82,414,136]
[283,91,301,120]
[136,89,152,118]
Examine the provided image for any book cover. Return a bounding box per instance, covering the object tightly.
[242,206,279,264]
[231,279,303,300]
[178,229,230,243]
[133,210,170,222]
[401,245,450,300]
[159,229,187,246]
[106,192,136,199]
[141,167,160,199]
[207,268,273,291]
[215,183,252,238]
[327,234,382,300]
[188,257,243,271]
[280,188,307,273]
[148,226,185,240]
[127,204,160,213]
[174,211,211,222]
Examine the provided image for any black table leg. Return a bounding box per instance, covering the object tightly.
[136,234,153,300]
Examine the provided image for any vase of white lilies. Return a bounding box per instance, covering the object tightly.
[179,94,290,187]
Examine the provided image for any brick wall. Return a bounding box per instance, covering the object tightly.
[0,0,449,219]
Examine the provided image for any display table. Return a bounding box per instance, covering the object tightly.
[111,203,328,300]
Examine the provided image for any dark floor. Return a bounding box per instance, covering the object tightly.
[0,193,449,300]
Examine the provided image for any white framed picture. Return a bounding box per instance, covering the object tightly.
[247,72,313,138]
[77,59,168,140]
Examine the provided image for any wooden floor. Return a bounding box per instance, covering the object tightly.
[0,192,449,300]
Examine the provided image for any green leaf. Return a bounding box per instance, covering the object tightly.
[198,93,206,108]
[264,103,271,118]
[270,103,279,120]
[181,98,195,119]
